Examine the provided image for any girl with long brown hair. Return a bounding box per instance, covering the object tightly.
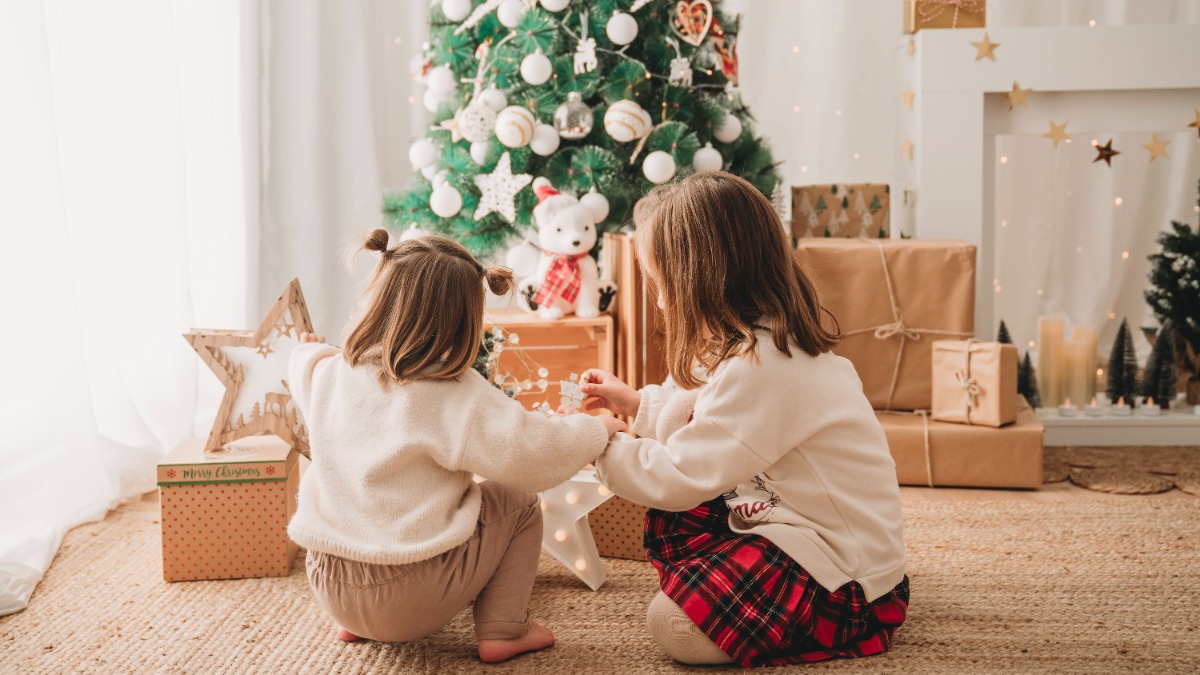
[286,231,626,663]
[580,173,909,667]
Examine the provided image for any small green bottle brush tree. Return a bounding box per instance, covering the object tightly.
[1145,179,1200,404]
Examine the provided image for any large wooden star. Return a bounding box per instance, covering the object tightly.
[1142,133,1171,162]
[1092,138,1120,167]
[539,470,615,591]
[184,279,314,456]
[1043,120,1071,148]
[971,33,1000,61]
[1006,82,1031,110]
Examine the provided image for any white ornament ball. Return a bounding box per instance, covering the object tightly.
[408,138,438,168]
[429,182,463,218]
[458,101,498,144]
[553,92,594,139]
[520,49,553,86]
[713,113,743,144]
[399,223,432,241]
[540,0,570,10]
[642,151,677,184]
[423,88,445,113]
[441,0,472,22]
[420,164,439,181]
[426,65,457,96]
[604,99,652,143]
[692,142,723,172]
[479,86,508,112]
[497,0,529,28]
[470,141,490,165]
[580,190,610,224]
[495,106,537,148]
[530,124,561,156]
[606,11,638,46]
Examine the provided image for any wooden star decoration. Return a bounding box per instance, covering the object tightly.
[1142,133,1171,162]
[1188,109,1200,139]
[1043,120,1071,148]
[184,278,314,456]
[971,33,1000,61]
[539,470,615,591]
[275,321,295,338]
[474,152,532,223]
[901,138,914,161]
[1093,138,1120,167]
[438,110,465,142]
[1006,82,1031,110]
[901,85,915,110]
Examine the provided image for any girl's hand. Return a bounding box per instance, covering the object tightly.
[579,369,641,417]
[599,415,628,439]
[299,332,326,344]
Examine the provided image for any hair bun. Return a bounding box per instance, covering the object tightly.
[484,266,514,296]
[365,228,390,253]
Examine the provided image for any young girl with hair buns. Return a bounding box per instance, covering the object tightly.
[578,172,909,667]
[287,230,626,663]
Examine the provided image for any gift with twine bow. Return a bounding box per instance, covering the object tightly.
[877,399,1043,489]
[931,339,1018,427]
[796,239,976,411]
[904,0,987,33]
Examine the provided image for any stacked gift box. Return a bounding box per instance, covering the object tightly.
[796,238,1044,490]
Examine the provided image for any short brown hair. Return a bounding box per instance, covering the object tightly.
[344,229,513,385]
[637,172,839,389]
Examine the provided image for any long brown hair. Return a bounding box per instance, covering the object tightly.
[636,171,839,389]
[344,229,513,385]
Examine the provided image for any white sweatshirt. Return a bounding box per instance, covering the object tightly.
[595,335,907,602]
[286,343,609,565]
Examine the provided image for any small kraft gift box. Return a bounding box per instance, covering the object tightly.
[931,339,1019,427]
[157,435,300,582]
[589,496,648,561]
[904,0,986,33]
[791,184,890,240]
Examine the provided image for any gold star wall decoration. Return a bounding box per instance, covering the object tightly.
[1043,120,1071,148]
[902,85,915,110]
[971,33,1000,61]
[1189,109,1200,138]
[1006,82,1031,110]
[1092,139,1120,167]
[906,37,916,57]
[184,278,315,456]
[1142,133,1171,162]
[901,138,914,160]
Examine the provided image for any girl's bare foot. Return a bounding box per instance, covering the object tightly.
[477,620,555,663]
[336,626,361,642]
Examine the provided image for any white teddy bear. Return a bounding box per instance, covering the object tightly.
[507,178,617,319]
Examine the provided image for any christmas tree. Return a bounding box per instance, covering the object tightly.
[1141,320,1178,408]
[1106,318,1139,407]
[1018,351,1041,409]
[996,319,1012,345]
[385,0,781,259]
[1145,179,1200,403]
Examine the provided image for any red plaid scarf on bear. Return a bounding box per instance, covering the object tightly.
[532,252,586,307]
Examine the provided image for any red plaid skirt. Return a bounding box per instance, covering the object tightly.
[644,499,909,667]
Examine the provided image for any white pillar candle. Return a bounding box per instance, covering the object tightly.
[1064,338,1091,410]
[1038,317,1066,407]
[1071,326,1098,405]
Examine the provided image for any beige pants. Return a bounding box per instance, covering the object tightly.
[646,592,734,665]
[305,481,542,642]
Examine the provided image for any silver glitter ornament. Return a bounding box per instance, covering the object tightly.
[553,92,594,140]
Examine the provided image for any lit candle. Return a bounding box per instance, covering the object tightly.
[1139,397,1162,416]
[1038,317,1066,407]
[1071,326,1098,404]
[1058,397,1079,417]
[1064,339,1090,409]
[1111,396,1132,416]
[1084,396,1105,417]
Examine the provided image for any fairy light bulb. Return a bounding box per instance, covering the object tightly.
[565,491,579,504]
[574,559,588,571]
[554,529,568,542]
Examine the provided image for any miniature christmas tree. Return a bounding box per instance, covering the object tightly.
[1148,320,1178,408]
[385,0,781,259]
[1145,179,1200,403]
[996,320,1012,345]
[1019,351,1041,409]
[1106,318,1139,407]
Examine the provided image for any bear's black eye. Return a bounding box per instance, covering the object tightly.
[584,225,591,232]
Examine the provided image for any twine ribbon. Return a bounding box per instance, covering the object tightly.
[954,339,981,425]
[880,409,935,487]
[843,241,972,410]
[915,0,985,28]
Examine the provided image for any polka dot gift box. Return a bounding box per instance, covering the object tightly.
[157,436,300,582]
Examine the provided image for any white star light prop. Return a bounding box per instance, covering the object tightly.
[474,151,532,222]
[539,470,615,591]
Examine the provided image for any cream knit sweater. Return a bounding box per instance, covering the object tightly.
[595,334,907,602]
[286,343,610,565]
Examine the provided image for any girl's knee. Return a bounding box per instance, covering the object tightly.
[645,592,733,665]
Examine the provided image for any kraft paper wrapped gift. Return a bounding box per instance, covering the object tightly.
[877,402,1043,489]
[157,436,300,582]
[904,0,986,33]
[791,184,890,240]
[796,239,976,411]
[931,340,1019,427]
[588,496,648,561]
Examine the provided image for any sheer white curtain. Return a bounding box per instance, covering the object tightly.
[0,0,251,615]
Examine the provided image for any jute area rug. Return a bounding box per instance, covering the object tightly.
[2,485,1198,674]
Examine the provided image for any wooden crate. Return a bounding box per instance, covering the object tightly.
[484,309,614,408]
[601,232,667,391]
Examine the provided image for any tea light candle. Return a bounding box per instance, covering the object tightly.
[1057,397,1079,417]
[1084,396,1105,417]
[1138,397,1162,416]
[1111,396,1132,416]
